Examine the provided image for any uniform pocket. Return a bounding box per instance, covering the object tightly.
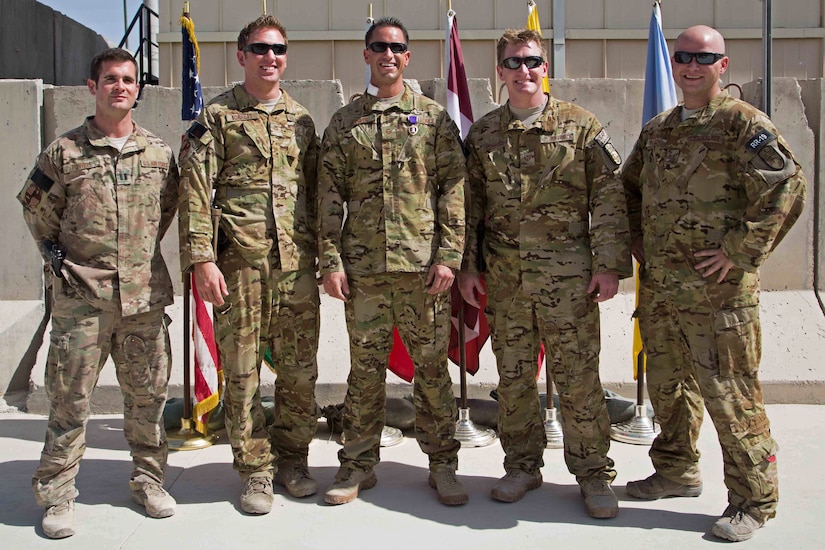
[714,305,760,378]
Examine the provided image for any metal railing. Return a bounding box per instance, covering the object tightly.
[118,4,159,96]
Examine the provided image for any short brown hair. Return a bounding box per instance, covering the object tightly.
[237,15,288,50]
[90,48,138,84]
[496,29,547,64]
[365,16,409,46]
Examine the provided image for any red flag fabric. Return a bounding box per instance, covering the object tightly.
[445,10,473,139]
[388,328,415,382]
[191,273,223,434]
[447,277,490,373]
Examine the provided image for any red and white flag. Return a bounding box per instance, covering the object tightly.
[191,273,222,434]
[445,9,473,139]
[445,9,490,373]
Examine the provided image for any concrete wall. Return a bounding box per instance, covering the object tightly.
[1,77,823,406]
[0,0,110,86]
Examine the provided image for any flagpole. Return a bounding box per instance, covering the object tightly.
[610,0,668,446]
[543,368,563,449]
[169,2,216,450]
[445,7,494,448]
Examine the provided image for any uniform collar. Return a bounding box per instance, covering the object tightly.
[361,83,418,114]
[233,83,295,116]
[500,93,557,132]
[661,90,732,129]
[83,116,147,152]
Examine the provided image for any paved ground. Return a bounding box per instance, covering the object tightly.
[0,404,821,549]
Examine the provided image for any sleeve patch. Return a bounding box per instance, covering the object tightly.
[187,121,208,140]
[22,184,42,209]
[31,167,54,192]
[594,128,611,147]
[745,129,776,154]
[594,128,622,169]
[757,145,787,170]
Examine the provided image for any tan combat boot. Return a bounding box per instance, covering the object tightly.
[324,468,377,505]
[626,472,702,500]
[130,482,176,518]
[490,470,543,503]
[274,461,318,498]
[240,472,274,515]
[712,505,764,542]
[428,469,468,506]
[42,499,75,539]
[579,478,619,519]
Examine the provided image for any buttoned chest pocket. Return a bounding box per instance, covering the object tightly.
[349,121,379,161]
[62,159,117,235]
[538,141,581,191]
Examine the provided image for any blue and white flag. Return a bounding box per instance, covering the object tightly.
[642,2,677,125]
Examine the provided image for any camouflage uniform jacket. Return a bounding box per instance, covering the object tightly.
[179,85,319,272]
[463,95,632,292]
[622,91,807,306]
[317,84,466,276]
[18,117,179,317]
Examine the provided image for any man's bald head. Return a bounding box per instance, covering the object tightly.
[675,25,726,54]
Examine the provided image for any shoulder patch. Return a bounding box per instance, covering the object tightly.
[745,129,776,154]
[594,128,611,147]
[593,128,622,169]
[31,167,54,192]
[187,121,208,140]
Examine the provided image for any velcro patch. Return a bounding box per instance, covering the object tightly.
[31,167,54,191]
[187,121,208,139]
[225,113,260,122]
[745,129,776,154]
[541,132,575,144]
[140,160,169,169]
[594,128,612,147]
[23,184,42,209]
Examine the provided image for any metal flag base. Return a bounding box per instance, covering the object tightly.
[610,405,660,445]
[380,426,404,447]
[455,407,496,447]
[543,408,564,449]
[339,425,404,447]
[168,418,217,451]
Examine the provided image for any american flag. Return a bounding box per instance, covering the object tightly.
[180,10,219,434]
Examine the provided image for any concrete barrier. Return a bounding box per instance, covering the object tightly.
[2,77,822,409]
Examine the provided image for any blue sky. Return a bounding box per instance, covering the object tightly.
[38,0,145,46]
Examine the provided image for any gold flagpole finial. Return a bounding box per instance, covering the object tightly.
[262,1,267,15]
[183,1,190,16]
[368,3,373,19]
[448,0,452,12]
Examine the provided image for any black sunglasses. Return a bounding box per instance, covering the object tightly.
[367,41,408,54]
[500,56,545,70]
[244,42,288,56]
[673,51,725,65]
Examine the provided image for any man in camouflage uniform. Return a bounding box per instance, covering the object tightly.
[318,17,467,506]
[458,29,631,519]
[178,16,320,515]
[18,48,179,539]
[622,26,806,542]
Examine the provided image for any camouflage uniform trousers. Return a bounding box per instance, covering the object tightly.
[33,279,172,507]
[339,272,460,473]
[486,272,615,482]
[638,282,778,522]
[215,246,319,477]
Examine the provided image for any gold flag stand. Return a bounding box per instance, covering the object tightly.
[169,197,220,450]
